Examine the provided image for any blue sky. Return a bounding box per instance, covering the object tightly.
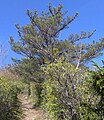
[0,0,104,67]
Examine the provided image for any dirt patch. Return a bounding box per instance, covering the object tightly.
[18,95,47,120]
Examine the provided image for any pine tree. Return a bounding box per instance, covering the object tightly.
[9,4,104,119]
[9,4,104,68]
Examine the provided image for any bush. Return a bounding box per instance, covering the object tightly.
[0,77,26,120]
[41,58,82,120]
[41,58,103,120]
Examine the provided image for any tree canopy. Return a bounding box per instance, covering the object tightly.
[9,3,104,120]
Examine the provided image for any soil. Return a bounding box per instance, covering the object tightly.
[19,94,47,120]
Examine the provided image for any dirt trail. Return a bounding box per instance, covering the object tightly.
[19,95,45,120]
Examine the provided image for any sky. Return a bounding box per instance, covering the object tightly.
[0,0,104,67]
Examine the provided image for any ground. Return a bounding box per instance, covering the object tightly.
[19,94,47,120]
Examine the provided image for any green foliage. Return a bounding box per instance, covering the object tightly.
[41,58,104,120]
[75,61,104,120]
[41,58,83,119]
[79,107,100,120]
[92,62,104,96]
[41,78,63,120]
[9,4,104,67]
[27,82,43,107]
[11,58,42,83]
[0,77,27,120]
[90,62,104,119]
[8,3,104,120]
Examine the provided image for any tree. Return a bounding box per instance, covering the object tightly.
[9,3,104,119]
[9,4,104,68]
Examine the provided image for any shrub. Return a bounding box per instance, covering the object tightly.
[0,77,26,120]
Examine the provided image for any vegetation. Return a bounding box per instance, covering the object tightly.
[0,76,27,120]
[41,58,104,120]
[0,3,104,120]
[90,62,104,119]
[0,66,28,120]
